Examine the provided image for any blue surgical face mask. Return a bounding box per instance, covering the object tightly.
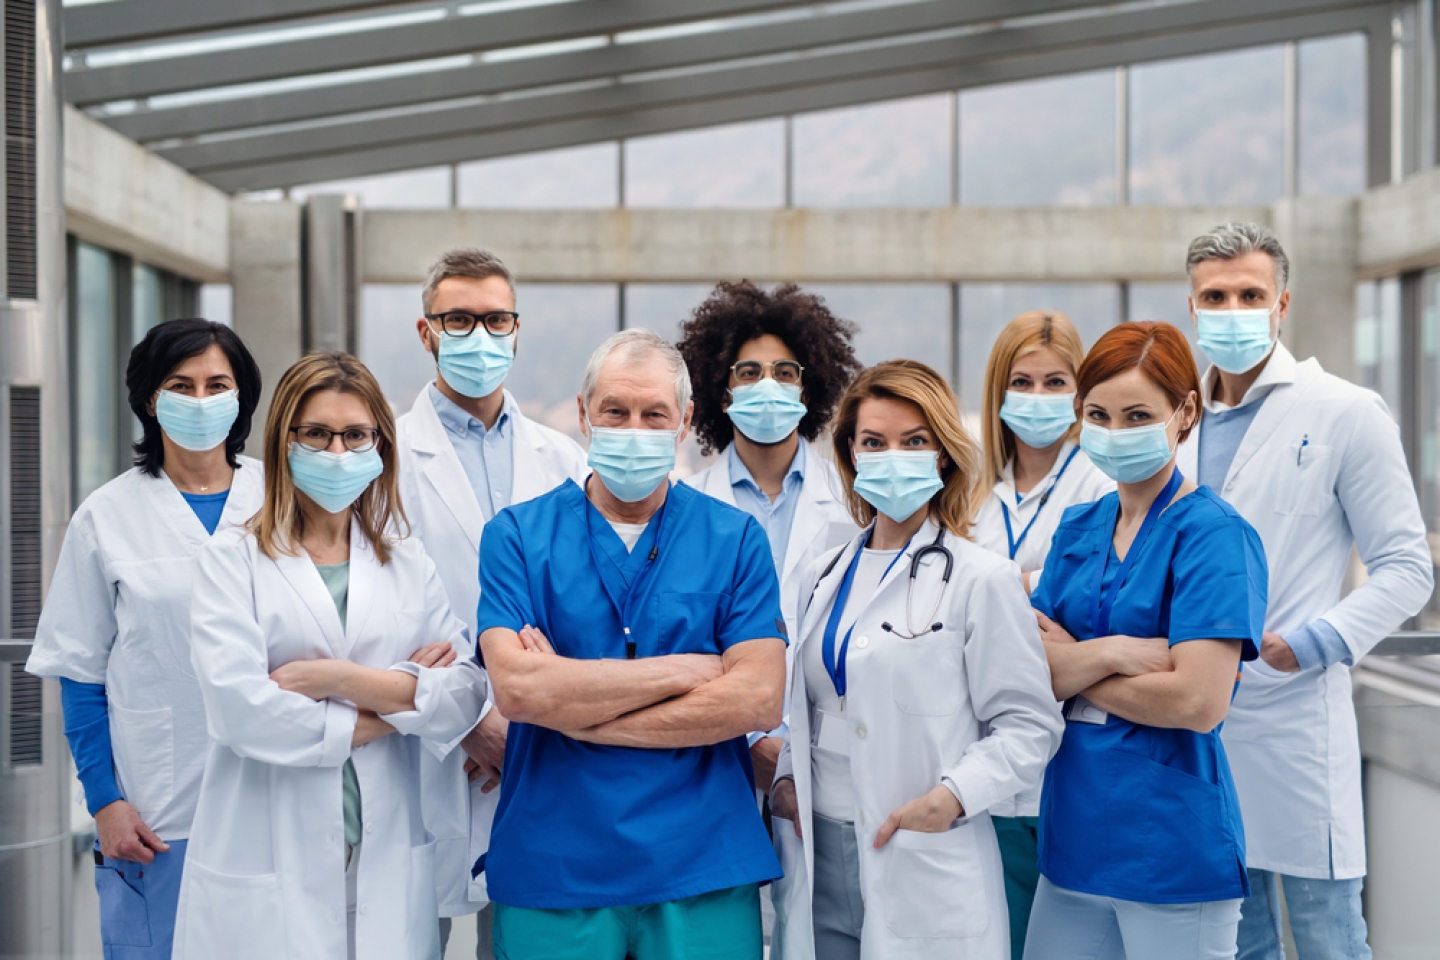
[853,450,943,523]
[287,443,384,514]
[1195,301,1279,375]
[726,379,807,445]
[586,422,677,503]
[999,391,1076,450]
[155,389,240,452]
[1079,410,1179,484]
[437,331,515,399]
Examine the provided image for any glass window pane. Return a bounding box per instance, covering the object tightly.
[201,284,233,327]
[1129,46,1286,205]
[808,283,953,400]
[961,71,1117,207]
[1299,33,1366,197]
[292,166,452,208]
[1353,279,1404,421]
[132,264,163,346]
[360,284,432,417]
[959,284,1121,416]
[1420,270,1440,629]
[506,284,619,444]
[625,122,784,208]
[1127,281,1201,370]
[793,95,951,207]
[73,242,119,503]
[458,143,619,208]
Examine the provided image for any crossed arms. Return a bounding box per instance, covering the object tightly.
[479,624,785,749]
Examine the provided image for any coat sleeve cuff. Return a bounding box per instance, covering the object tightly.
[773,739,795,784]
[321,700,358,768]
[942,760,999,818]
[380,661,487,757]
[1287,618,1352,671]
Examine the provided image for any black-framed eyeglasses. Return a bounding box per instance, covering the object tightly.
[731,360,803,385]
[424,310,520,338]
[289,425,381,453]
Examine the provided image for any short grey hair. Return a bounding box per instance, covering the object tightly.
[421,248,515,313]
[1185,222,1290,290]
[581,328,693,414]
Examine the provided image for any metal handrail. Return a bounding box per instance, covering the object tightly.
[0,641,32,663]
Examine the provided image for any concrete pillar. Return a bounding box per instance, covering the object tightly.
[302,194,360,356]
[1271,196,1360,383]
[230,199,302,440]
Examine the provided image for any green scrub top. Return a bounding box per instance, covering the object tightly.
[316,562,362,848]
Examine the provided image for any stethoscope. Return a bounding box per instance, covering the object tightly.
[820,522,955,705]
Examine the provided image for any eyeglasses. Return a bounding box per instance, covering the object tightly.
[731,360,803,385]
[289,425,381,453]
[424,311,519,338]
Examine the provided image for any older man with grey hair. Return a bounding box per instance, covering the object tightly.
[1175,223,1433,960]
[472,328,787,960]
[395,247,588,957]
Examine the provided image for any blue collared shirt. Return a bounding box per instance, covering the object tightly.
[727,441,806,571]
[429,382,516,522]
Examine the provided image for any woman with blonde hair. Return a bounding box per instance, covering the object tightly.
[971,311,1114,958]
[769,360,1064,960]
[173,351,486,960]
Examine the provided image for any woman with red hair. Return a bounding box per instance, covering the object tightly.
[1022,322,1267,960]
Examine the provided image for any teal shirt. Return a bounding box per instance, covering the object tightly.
[317,562,362,847]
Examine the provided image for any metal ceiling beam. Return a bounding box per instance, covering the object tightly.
[166,0,1385,176]
[201,2,1390,191]
[106,0,1105,143]
[64,0,405,50]
[64,0,825,106]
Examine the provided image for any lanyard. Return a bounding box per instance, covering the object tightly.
[1089,467,1184,638]
[1002,446,1081,560]
[821,531,911,705]
[584,490,670,660]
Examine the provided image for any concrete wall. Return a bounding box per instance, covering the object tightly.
[230,200,302,434]
[1272,197,1361,382]
[1358,167,1440,278]
[63,107,230,282]
[362,206,1272,284]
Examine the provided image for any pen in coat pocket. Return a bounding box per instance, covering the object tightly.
[1297,434,1309,466]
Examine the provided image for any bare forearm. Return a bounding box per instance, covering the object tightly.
[328,664,418,715]
[1082,673,1224,732]
[492,654,704,731]
[575,672,780,748]
[1045,641,1116,700]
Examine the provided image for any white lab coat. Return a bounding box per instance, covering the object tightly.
[173,521,487,960]
[771,520,1064,960]
[1176,344,1433,880]
[396,385,587,913]
[25,459,265,839]
[683,439,859,659]
[970,441,1112,818]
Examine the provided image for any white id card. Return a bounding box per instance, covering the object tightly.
[1066,695,1109,725]
[814,710,851,757]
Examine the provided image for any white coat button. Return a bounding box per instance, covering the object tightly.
[855,724,868,740]
[1225,482,1235,492]
[364,822,374,835]
[856,636,869,649]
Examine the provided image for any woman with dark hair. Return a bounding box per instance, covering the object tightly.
[26,318,265,959]
[678,281,863,793]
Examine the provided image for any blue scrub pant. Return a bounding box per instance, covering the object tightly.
[1024,876,1242,960]
[1236,869,1371,960]
[92,838,187,960]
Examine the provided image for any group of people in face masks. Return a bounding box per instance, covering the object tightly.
[26,220,1433,960]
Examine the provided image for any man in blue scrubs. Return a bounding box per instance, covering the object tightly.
[476,328,787,960]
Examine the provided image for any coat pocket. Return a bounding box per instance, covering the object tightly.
[109,704,175,818]
[406,838,442,958]
[1273,443,1333,517]
[179,860,288,960]
[881,825,988,939]
[890,632,962,717]
[94,856,152,947]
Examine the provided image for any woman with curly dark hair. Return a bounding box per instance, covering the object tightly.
[678,280,863,793]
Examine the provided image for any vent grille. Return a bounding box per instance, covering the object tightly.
[8,663,41,766]
[4,0,35,300]
[9,385,40,638]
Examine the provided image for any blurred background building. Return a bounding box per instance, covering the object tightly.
[2,1,1439,956]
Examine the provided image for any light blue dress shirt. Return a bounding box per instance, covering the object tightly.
[1200,390,1349,670]
[429,382,516,522]
[727,441,806,571]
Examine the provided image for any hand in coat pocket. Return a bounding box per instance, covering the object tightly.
[873,784,962,848]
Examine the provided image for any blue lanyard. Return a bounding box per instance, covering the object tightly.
[1002,446,1081,560]
[1089,468,1184,638]
[821,531,911,703]
[584,488,670,660]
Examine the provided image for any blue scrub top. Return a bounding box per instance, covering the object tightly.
[1031,485,1266,904]
[476,479,786,910]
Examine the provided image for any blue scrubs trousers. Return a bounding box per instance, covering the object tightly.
[1024,876,1242,960]
[93,838,187,960]
[1236,869,1372,960]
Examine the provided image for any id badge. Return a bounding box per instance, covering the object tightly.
[1066,694,1109,725]
[814,710,851,757]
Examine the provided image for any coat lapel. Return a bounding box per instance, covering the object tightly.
[1224,355,1316,489]
[410,387,487,549]
[343,519,377,658]
[796,527,867,645]
[781,441,834,586]
[510,405,555,503]
[148,469,210,552]
[274,546,347,658]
